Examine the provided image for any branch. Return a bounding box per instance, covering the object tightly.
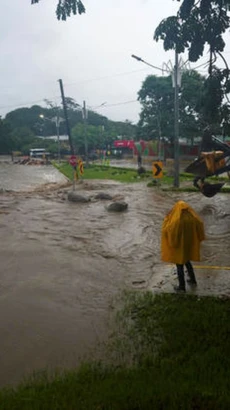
[217,51,229,72]
[217,51,230,102]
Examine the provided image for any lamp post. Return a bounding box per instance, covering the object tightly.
[131,54,165,161]
[162,55,190,187]
[82,101,89,167]
[174,51,180,187]
[39,114,64,163]
[131,53,190,187]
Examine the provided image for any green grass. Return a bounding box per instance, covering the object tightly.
[54,162,152,183]
[2,293,230,409]
[54,162,229,191]
[54,162,194,185]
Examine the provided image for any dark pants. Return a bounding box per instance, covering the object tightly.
[176,261,196,290]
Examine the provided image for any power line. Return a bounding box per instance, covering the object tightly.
[0,67,154,112]
[192,61,210,70]
[64,67,153,88]
[0,68,152,94]
[0,95,139,114]
[0,61,210,104]
[0,60,211,114]
[0,97,59,111]
[93,99,138,109]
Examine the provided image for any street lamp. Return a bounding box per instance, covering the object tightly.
[131,54,164,72]
[39,114,65,163]
[162,56,190,187]
[131,53,189,187]
[131,54,165,164]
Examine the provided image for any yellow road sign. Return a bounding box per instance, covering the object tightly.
[79,161,84,175]
[152,161,163,178]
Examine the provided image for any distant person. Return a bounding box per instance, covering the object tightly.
[137,154,142,168]
[161,201,205,292]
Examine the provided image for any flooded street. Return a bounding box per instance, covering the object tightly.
[0,163,230,386]
[0,161,68,191]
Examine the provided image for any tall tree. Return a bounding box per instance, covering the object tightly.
[11,127,35,150]
[137,70,205,143]
[154,0,230,128]
[0,119,14,154]
[4,103,137,154]
[5,106,47,135]
[137,75,174,142]
[31,0,86,20]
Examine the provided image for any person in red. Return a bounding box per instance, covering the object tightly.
[161,201,205,292]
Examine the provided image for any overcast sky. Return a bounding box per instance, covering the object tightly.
[1,0,230,124]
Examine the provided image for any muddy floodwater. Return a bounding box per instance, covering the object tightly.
[0,163,230,386]
[0,161,68,191]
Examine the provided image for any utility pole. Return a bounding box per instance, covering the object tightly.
[174,51,180,188]
[58,79,74,155]
[82,100,89,167]
[39,113,64,163]
[56,115,61,163]
[155,103,162,160]
[131,52,188,187]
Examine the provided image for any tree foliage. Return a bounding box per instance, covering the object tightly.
[137,75,174,141]
[0,119,13,154]
[1,102,136,154]
[154,0,230,126]
[137,70,206,143]
[31,0,86,21]
[154,0,230,62]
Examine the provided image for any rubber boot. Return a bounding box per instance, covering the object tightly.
[175,265,186,292]
[185,261,197,285]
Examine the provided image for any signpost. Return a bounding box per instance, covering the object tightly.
[68,156,85,190]
[69,155,77,190]
[69,155,77,168]
[152,161,163,179]
[78,160,84,176]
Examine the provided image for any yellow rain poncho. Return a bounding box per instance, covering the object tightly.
[161,201,205,265]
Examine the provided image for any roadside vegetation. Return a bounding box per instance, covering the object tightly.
[1,292,230,409]
[54,161,193,184]
[54,161,230,192]
[54,161,148,183]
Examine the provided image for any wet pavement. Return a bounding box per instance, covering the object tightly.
[0,162,230,386]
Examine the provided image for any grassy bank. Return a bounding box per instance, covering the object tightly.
[54,162,195,185]
[54,162,150,183]
[54,162,229,193]
[2,293,230,409]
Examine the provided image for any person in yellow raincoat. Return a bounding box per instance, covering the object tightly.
[161,200,205,292]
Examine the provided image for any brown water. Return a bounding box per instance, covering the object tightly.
[0,167,230,386]
[0,162,67,191]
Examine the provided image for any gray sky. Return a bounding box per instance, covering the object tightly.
[1,0,230,124]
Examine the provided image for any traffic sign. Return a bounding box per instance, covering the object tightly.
[69,155,77,167]
[152,161,163,178]
[79,161,84,175]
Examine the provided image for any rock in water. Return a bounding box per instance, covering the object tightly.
[68,191,91,203]
[95,192,113,200]
[107,201,128,212]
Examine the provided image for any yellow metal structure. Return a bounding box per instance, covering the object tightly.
[201,151,226,174]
